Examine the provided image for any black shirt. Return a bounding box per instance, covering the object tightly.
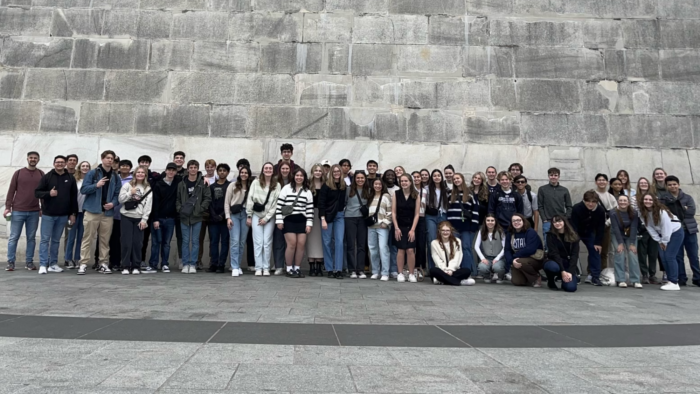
[184,178,196,197]
[100,167,113,210]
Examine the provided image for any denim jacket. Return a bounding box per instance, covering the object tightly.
[80,165,120,217]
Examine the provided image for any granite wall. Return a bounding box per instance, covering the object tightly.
[2,0,700,255]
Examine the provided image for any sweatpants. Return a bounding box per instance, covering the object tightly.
[120,216,144,270]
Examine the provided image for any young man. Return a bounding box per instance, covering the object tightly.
[321,160,331,175]
[508,163,523,179]
[236,158,256,272]
[173,151,186,179]
[366,160,381,181]
[150,162,181,273]
[571,191,607,286]
[340,159,352,186]
[537,167,573,235]
[444,165,455,191]
[485,166,500,193]
[661,176,700,287]
[176,160,211,274]
[106,159,133,271]
[591,173,616,282]
[488,172,524,230]
[78,150,120,275]
[196,159,217,270]
[66,154,79,176]
[273,143,295,175]
[208,164,231,273]
[34,156,78,274]
[137,155,160,264]
[4,151,44,271]
[514,175,539,231]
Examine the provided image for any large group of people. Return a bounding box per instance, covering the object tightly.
[4,144,700,292]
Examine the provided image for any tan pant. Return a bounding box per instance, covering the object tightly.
[79,212,113,266]
[511,257,544,286]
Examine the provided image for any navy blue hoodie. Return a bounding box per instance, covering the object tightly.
[488,188,524,228]
[505,228,542,264]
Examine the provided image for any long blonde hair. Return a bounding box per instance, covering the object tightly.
[325,164,346,190]
[75,161,91,181]
[129,166,150,189]
[309,164,326,196]
[450,173,470,203]
[470,171,489,202]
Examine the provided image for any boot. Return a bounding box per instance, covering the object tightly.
[310,262,317,277]
[545,271,559,290]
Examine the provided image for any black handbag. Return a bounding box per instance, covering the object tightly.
[364,194,382,227]
[253,186,273,213]
[426,188,441,216]
[124,188,152,211]
[230,188,249,215]
[357,192,369,217]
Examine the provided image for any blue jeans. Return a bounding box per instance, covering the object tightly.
[150,218,175,268]
[322,211,345,271]
[542,221,551,251]
[181,222,202,267]
[368,227,390,276]
[229,211,249,270]
[458,230,475,271]
[580,234,602,279]
[39,215,69,267]
[209,221,229,268]
[7,210,40,263]
[389,225,398,274]
[660,230,684,284]
[64,212,84,262]
[543,260,577,292]
[426,213,447,270]
[612,235,641,284]
[677,230,700,284]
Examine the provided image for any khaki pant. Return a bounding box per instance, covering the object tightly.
[79,212,113,266]
[511,257,544,286]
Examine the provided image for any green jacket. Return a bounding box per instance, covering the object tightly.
[176,173,211,225]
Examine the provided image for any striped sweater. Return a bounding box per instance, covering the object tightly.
[275,184,314,226]
[446,191,480,232]
[367,193,392,228]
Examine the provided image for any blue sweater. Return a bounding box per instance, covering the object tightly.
[505,228,542,263]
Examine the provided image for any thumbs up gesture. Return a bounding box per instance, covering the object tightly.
[49,187,57,197]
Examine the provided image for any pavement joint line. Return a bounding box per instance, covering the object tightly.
[347,364,360,392]
[434,325,473,348]
[224,362,241,391]
[331,323,342,346]
[205,321,228,344]
[75,318,124,340]
[155,338,210,392]
[537,325,598,347]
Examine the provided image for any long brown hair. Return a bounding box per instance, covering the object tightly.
[276,162,294,186]
[470,171,489,203]
[549,215,579,243]
[325,164,346,190]
[257,162,278,190]
[616,170,631,194]
[639,192,673,226]
[615,194,636,219]
[399,174,418,200]
[635,177,650,209]
[234,166,252,193]
[437,221,460,261]
[480,213,504,241]
[449,173,470,203]
[349,171,368,198]
[507,213,531,234]
[650,167,666,195]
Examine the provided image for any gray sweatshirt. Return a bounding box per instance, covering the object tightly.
[344,188,367,218]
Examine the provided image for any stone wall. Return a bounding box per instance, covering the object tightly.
[2,0,700,250]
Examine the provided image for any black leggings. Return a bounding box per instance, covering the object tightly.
[416,217,427,269]
[429,267,471,286]
[345,217,367,273]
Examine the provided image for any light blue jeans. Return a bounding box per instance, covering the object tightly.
[368,227,390,276]
[458,230,476,271]
[181,222,202,267]
[64,212,84,262]
[612,234,641,284]
[39,215,69,267]
[426,213,447,269]
[322,211,345,272]
[7,210,40,263]
[229,211,249,270]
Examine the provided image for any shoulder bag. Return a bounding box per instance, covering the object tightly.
[253,186,273,213]
[363,194,381,227]
[230,187,249,215]
[124,188,152,211]
[180,184,201,216]
[281,188,302,216]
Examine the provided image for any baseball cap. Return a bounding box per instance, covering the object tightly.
[166,162,177,170]
[321,159,331,166]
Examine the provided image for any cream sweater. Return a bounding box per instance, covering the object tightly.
[245,179,280,222]
[430,239,463,272]
[118,182,153,223]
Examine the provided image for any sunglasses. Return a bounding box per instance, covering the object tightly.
[515,180,526,184]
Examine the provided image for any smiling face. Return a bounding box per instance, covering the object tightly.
[420,171,429,184]
[439,224,452,241]
[355,173,366,187]
[654,169,666,183]
[280,164,291,177]
[66,156,78,170]
[367,162,378,174]
[79,161,91,174]
[134,168,147,182]
[444,168,454,182]
[584,199,598,211]
[514,177,526,191]
[486,167,496,181]
[618,171,628,185]
[332,166,342,181]
[499,174,511,190]
[666,180,679,195]
[53,157,66,171]
[263,164,274,178]
[313,166,323,180]
[27,154,39,168]
[596,176,608,190]
[548,172,559,185]
[618,195,630,210]
[485,216,496,230]
[174,155,185,167]
[472,174,483,187]
[453,174,464,187]
[412,172,421,187]
[610,179,623,193]
[281,149,292,161]
[205,164,216,177]
[638,178,649,192]
[643,194,654,209]
[187,164,198,177]
[394,167,404,177]
[240,168,249,181]
[553,218,565,231]
[373,179,383,193]
[384,171,395,185]
[511,215,523,230]
[294,171,305,185]
[217,167,229,180]
[341,162,351,175]
[432,171,442,185]
[400,175,412,190]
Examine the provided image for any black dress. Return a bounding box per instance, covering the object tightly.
[394,191,417,249]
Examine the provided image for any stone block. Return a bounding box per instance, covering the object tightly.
[32,0,90,6]
[92,0,141,8]
[174,137,264,171]
[297,75,352,107]
[514,47,605,80]
[661,149,693,184]
[0,38,72,68]
[171,72,237,104]
[490,20,582,47]
[465,144,550,181]
[208,0,253,11]
[659,0,700,19]
[172,11,229,41]
[581,148,610,183]
[489,78,516,110]
[40,103,78,133]
[604,49,659,81]
[429,16,486,46]
[135,104,210,135]
[436,79,491,110]
[73,39,150,70]
[464,46,514,78]
[0,101,41,132]
[210,105,248,137]
[517,79,582,113]
[305,140,380,171]
[249,106,330,138]
[353,15,428,44]
[98,136,172,171]
[548,146,584,181]
[687,149,700,183]
[105,71,169,102]
[522,114,609,147]
[0,8,52,35]
[465,111,521,145]
[253,0,324,12]
[617,82,700,115]
[351,76,401,107]
[660,50,700,82]
[260,43,322,74]
[193,41,260,73]
[234,74,296,105]
[396,45,462,76]
[400,80,437,109]
[372,111,406,140]
[303,13,353,43]
[24,69,105,101]
[583,20,623,49]
[326,43,350,74]
[379,142,440,172]
[325,108,372,139]
[513,0,657,18]
[604,148,663,183]
[467,0,514,15]
[660,20,700,49]
[149,40,193,70]
[102,9,138,37]
[0,0,31,5]
[350,44,394,76]
[581,80,619,113]
[229,12,302,42]
[78,102,135,134]
[140,0,207,9]
[11,134,99,167]
[0,135,13,166]
[138,10,173,39]
[388,0,466,15]
[406,110,464,142]
[622,20,659,49]
[0,69,24,99]
[326,0,389,13]
[51,9,105,37]
[607,115,693,149]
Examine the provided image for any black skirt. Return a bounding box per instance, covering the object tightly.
[283,214,307,234]
[393,225,416,249]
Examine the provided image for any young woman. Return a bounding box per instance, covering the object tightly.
[392,174,420,283]
[425,169,448,270]
[592,173,617,283]
[447,173,479,273]
[444,165,455,190]
[611,195,642,288]
[429,221,475,286]
[543,215,579,292]
[276,168,314,278]
[382,169,399,195]
[635,177,660,284]
[273,162,294,275]
[505,213,544,287]
[367,178,392,281]
[420,169,430,190]
[118,166,153,275]
[306,164,325,276]
[470,171,490,226]
[319,164,347,279]
[394,166,406,179]
[609,177,623,200]
[64,161,91,269]
[345,171,368,279]
[640,193,684,291]
[225,165,252,277]
[651,167,669,199]
[412,171,428,275]
[475,214,505,283]
[245,162,280,276]
[617,170,636,201]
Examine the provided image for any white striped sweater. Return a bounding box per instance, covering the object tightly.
[275,184,314,226]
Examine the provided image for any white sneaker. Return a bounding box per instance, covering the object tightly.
[433,278,442,285]
[263,269,270,276]
[132,269,140,275]
[585,275,592,284]
[232,270,240,277]
[390,272,399,279]
[142,267,156,274]
[188,265,196,274]
[350,272,358,279]
[397,273,406,283]
[408,274,417,283]
[181,267,188,274]
[496,279,504,284]
[38,266,47,275]
[634,283,643,288]
[99,265,111,274]
[274,268,284,276]
[460,278,476,286]
[248,267,256,272]
[77,264,87,275]
[618,282,627,288]
[661,282,680,291]
[122,269,130,275]
[380,275,389,281]
[492,273,498,281]
[255,270,262,276]
[504,273,512,281]
[48,265,63,273]
[358,272,367,279]
[370,274,379,279]
[238,268,244,275]
[162,265,170,273]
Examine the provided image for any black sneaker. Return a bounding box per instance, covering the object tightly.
[335,271,344,279]
[295,268,305,279]
[196,261,204,271]
[207,265,217,273]
[216,267,225,274]
[5,262,15,271]
[26,262,37,271]
[327,271,334,278]
[98,265,112,274]
[142,267,157,274]
[591,277,603,286]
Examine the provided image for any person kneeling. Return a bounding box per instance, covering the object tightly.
[429,221,475,286]
[506,214,544,287]
[544,216,579,292]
